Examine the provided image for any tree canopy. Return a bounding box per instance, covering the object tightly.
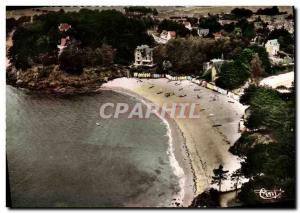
[234,85,295,205]
[256,6,282,16]
[267,28,294,54]
[211,165,229,191]
[231,8,253,18]
[153,37,248,75]
[157,19,190,37]
[8,9,154,70]
[198,16,221,33]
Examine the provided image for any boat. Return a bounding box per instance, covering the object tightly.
[165,93,171,97]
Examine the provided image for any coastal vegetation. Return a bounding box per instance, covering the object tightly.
[158,19,191,37]
[7,7,293,91]
[153,37,248,75]
[211,165,229,192]
[192,84,295,207]
[267,28,294,54]
[231,84,295,205]
[189,188,219,208]
[198,15,221,33]
[8,9,153,70]
[215,46,269,89]
[6,16,31,36]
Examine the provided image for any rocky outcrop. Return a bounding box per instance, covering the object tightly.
[6,64,130,95]
[189,188,220,208]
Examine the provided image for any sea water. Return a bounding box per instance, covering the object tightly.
[6,86,181,207]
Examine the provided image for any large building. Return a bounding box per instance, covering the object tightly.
[134,45,154,67]
[265,39,280,56]
[197,28,209,37]
[203,58,225,82]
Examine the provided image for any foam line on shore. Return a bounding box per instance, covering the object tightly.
[101,87,187,206]
[140,98,186,206]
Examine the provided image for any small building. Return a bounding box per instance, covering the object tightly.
[210,59,225,81]
[213,32,223,40]
[134,45,154,67]
[202,58,225,82]
[197,28,209,37]
[203,62,212,72]
[218,19,237,26]
[183,21,192,30]
[233,27,242,36]
[254,21,264,30]
[160,30,176,41]
[265,39,280,56]
[57,36,70,55]
[152,31,176,44]
[58,23,72,32]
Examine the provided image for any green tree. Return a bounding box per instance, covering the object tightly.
[267,28,294,54]
[162,60,172,72]
[211,165,229,191]
[232,83,295,206]
[58,39,85,74]
[6,18,17,36]
[237,19,255,39]
[215,61,250,90]
[250,45,272,74]
[8,9,154,69]
[231,168,243,201]
[231,8,253,18]
[198,16,221,33]
[158,19,190,37]
[256,6,281,16]
[250,53,264,85]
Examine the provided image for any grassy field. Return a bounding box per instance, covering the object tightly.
[156,6,293,18]
[6,6,294,19]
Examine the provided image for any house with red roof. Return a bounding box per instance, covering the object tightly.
[58,23,72,32]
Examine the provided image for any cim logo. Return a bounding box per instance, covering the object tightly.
[254,188,284,200]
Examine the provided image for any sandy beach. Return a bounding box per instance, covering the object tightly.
[101,77,247,206]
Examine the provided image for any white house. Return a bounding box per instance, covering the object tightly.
[265,39,280,56]
[58,23,72,32]
[183,21,192,30]
[151,31,176,44]
[197,28,209,37]
[134,45,154,67]
[160,30,176,41]
[57,36,70,55]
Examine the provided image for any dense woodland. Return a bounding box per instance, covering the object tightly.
[8,9,154,71]
[230,84,295,205]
